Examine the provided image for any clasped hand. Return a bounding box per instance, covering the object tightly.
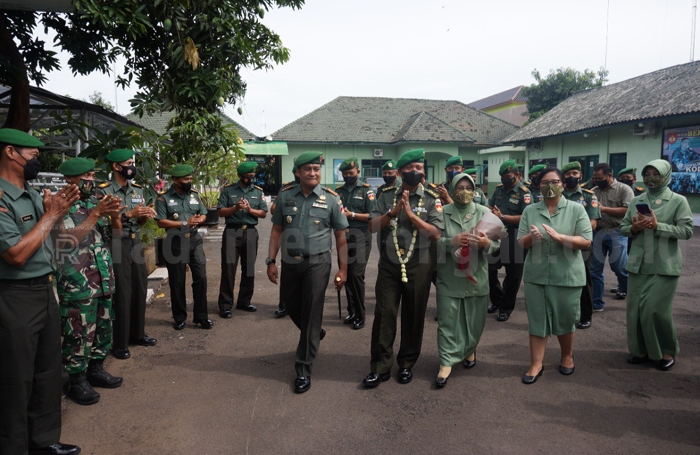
[631,210,657,233]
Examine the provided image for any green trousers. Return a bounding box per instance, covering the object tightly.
[436,294,489,367]
[627,273,680,360]
[60,296,113,374]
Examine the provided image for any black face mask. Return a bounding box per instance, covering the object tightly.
[501,175,515,188]
[564,176,580,189]
[240,176,252,185]
[595,178,609,189]
[383,175,396,185]
[620,179,634,187]
[14,153,42,181]
[179,181,192,192]
[343,175,358,186]
[402,170,423,187]
[530,176,540,188]
[117,164,136,180]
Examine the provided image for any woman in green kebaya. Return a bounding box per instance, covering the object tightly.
[434,173,499,388]
[517,168,592,384]
[620,159,693,371]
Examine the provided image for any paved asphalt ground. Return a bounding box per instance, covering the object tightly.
[61,222,700,454]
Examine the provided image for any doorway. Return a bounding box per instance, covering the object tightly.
[568,155,599,183]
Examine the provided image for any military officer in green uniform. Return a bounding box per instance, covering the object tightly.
[618,167,645,197]
[270,164,298,318]
[266,152,348,393]
[464,167,487,206]
[527,164,548,203]
[436,155,464,205]
[363,149,444,388]
[155,164,212,330]
[562,162,601,330]
[57,158,125,405]
[98,149,157,361]
[336,157,375,329]
[487,159,532,322]
[0,128,81,455]
[217,161,268,318]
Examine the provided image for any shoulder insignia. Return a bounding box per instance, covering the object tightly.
[190,188,199,193]
[425,188,439,199]
[281,181,293,187]
[381,186,395,193]
[335,185,343,191]
[362,182,370,187]
[428,182,438,189]
[583,188,594,194]
[635,186,644,192]
[580,182,588,188]
[496,183,503,187]
[131,183,142,188]
[254,185,264,191]
[225,183,235,188]
[520,185,530,193]
[524,180,531,187]
[97,182,110,188]
[323,187,338,197]
[158,190,166,195]
[281,185,295,192]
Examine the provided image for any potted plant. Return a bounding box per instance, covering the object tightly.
[198,190,221,226]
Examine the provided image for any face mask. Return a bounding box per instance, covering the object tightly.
[343,175,358,186]
[78,179,95,196]
[118,164,136,180]
[563,176,580,189]
[501,175,515,187]
[453,189,475,205]
[542,183,564,200]
[595,178,609,189]
[446,170,460,184]
[619,179,634,187]
[294,175,300,184]
[643,175,664,189]
[179,181,192,192]
[402,170,423,187]
[13,153,42,180]
[240,176,251,185]
[383,175,396,185]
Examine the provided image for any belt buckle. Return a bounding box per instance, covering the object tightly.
[242,225,247,230]
[130,233,136,239]
[184,233,191,238]
[293,255,303,260]
[47,275,53,283]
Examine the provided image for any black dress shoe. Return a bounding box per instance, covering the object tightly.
[398,368,413,384]
[627,355,650,365]
[463,357,476,369]
[362,372,391,388]
[576,320,592,330]
[320,328,326,340]
[658,357,675,371]
[236,304,257,312]
[343,313,356,324]
[134,335,157,346]
[522,367,544,385]
[352,319,365,330]
[294,376,311,393]
[193,319,214,329]
[113,347,131,359]
[29,443,81,455]
[496,311,510,322]
[559,365,575,375]
[487,303,499,314]
[274,308,288,317]
[435,376,448,388]
[610,286,620,293]
[173,321,186,330]
[615,291,627,300]
[219,309,232,319]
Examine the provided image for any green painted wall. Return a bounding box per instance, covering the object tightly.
[484,101,526,115]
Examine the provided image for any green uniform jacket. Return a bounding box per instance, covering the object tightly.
[217,182,268,226]
[155,186,208,232]
[620,188,693,276]
[563,186,601,221]
[0,178,55,279]
[517,198,593,287]
[97,178,146,236]
[271,184,348,256]
[488,182,532,231]
[56,196,114,302]
[436,202,500,297]
[336,182,375,229]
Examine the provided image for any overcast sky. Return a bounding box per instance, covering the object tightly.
[41,0,700,136]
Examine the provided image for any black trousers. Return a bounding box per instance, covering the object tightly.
[370,249,432,374]
[281,252,332,377]
[110,237,148,349]
[164,234,208,323]
[0,281,62,454]
[488,232,525,313]
[344,228,371,320]
[579,249,593,323]
[218,226,258,311]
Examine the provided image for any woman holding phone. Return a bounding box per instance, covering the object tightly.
[620,159,693,371]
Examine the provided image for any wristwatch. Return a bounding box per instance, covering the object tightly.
[351,212,355,219]
[265,257,276,265]
[182,220,189,227]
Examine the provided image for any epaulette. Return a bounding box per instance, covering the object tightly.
[97,182,110,188]
[224,183,235,188]
[425,188,439,199]
[254,185,264,191]
[281,181,293,187]
[190,188,199,194]
[158,190,167,195]
[381,186,395,192]
[132,183,142,188]
[580,182,589,188]
[335,185,343,191]
[281,185,295,192]
[519,185,530,193]
[583,188,595,194]
[635,186,644,192]
[496,183,503,187]
[323,187,338,197]
[428,182,438,189]
[362,182,370,187]
[523,180,531,187]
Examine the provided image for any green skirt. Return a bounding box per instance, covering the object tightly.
[524,283,580,337]
[436,294,488,366]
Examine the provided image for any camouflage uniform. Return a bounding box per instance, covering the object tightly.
[56,196,115,374]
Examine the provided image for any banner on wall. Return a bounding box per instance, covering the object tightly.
[662,126,700,194]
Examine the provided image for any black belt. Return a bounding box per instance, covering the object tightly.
[286,252,329,261]
[225,224,256,230]
[0,273,53,286]
[345,226,369,232]
[168,230,200,238]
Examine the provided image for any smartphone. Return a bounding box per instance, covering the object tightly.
[636,203,651,215]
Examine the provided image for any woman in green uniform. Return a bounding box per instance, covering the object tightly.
[517,169,592,384]
[434,173,499,387]
[620,159,693,371]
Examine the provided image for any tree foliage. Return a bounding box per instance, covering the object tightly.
[521,67,609,123]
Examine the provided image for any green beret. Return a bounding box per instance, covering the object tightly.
[464,168,478,175]
[382,160,396,171]
[58,157,95,177]
[618,167,637,178]
[338,157,359,172]
[169,164,194,177]
[292,163,297,173]
[237,161,258,174]
[445,156,463,167]
[106,148,135,163]
[499,159,517,175]
[516,164,524,173]
[561,162,582,173]
[0,128,44,148]
[396,149,424,169]
[296,152,324,167]
[528,164,547,176]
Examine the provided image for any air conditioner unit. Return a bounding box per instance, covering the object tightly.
[526,140,542,152]
[632,123,657,136]
[373,149,384,157]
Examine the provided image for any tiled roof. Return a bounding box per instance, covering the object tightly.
[469,86,526,110]
[125,110,257,140]
[503,61,700,143]
[272,96,518,146]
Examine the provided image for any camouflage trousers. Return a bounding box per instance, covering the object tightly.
[60,295,114,374]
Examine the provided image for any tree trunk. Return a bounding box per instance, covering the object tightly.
[0,12,30,131]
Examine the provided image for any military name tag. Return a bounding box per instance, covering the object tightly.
[190,199,199,205]
[168,199,177,206]
[412,207,427,213]
[285,201,296,206]
[509,197,519,204]
[21,214,34,222]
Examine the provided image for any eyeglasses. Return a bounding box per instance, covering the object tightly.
[539,180,561,186]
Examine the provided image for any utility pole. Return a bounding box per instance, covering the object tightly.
[692,0,697,62]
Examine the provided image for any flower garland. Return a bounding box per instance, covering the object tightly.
[391,185,423,283]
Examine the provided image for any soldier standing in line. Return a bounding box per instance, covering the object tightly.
[56,158,126,405]
[435,155,464,205]
[266,152,348,393]
[487,159,532,322]
[362,149,444,388]
[155,164,213,330]
[336,157,375,330]
[270,163,298,318]
[526,164,547,204]
[464,167,488,206]
[618,167,645,196]
[0,128,81,455]
[98,149,157,361]
[217,161,268,318]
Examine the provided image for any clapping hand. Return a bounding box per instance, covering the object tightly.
[542,224,563,243]
[94,195,123,218]
[43,185,80,217]
[530,224,543,241]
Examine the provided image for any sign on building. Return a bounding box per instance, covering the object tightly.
[662,126,700,194]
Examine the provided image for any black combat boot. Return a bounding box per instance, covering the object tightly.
[86,358,123,388]
[68,372,100,405]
